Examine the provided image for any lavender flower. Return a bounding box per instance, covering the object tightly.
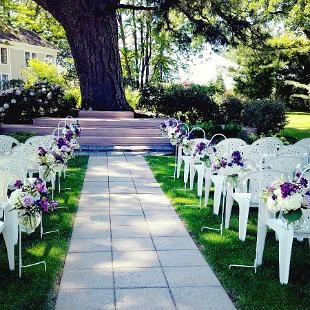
[14,180,23,188]
[21,195,34,207]
[38,146,47,156]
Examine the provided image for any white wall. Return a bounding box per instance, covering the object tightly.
[0,41,58,81]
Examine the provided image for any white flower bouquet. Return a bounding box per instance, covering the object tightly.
[262,177,309,225]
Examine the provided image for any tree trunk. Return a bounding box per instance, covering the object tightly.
[33,0,130,111]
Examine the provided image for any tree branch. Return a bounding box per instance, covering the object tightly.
[118,3,157,11]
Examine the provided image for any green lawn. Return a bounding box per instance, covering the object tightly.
[282,112,310,140]
[146,155,310,310]
[0,156,88,309]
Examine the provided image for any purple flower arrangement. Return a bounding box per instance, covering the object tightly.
[262,176,309,224]
[10,178,58,216]
[212,151,246,175]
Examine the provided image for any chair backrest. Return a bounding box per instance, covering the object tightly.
[240,145,267,167]
[252,137,283,156]
[277,145,309,160]
[264,156,303,180]
[0,170,16,204]
[11,144,38,166]
[25,135,54,150]
[215,138,247,157]
[0,159,27,180]
[295,138,310,150]
[0,135,20,155]
[238,169,285,204]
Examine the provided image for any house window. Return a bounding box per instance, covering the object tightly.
[1,48,8,64]
[25,52,31,65]
[45,55,54,63]
[32,53,37,59]
[2,74,8,82]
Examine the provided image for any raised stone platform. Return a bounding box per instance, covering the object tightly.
[0,111,172,151]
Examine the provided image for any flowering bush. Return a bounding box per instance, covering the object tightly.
[262,177,309,224]
[0,82,77,124]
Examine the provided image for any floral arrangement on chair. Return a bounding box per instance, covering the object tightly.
[38,147,58,180]
[10,178,58,234]
[212,151,248,187]
[158,119,178,138]
[193,142,216,166]
[262,176,309,226]
[180,134,195,155]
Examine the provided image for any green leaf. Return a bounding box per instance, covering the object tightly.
[282,209,302,223]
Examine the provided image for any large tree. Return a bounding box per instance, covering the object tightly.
[27,0,265,110]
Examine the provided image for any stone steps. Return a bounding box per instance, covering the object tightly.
[0,112,172,151]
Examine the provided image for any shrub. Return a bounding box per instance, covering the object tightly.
[23,58,66,88]
[222,122,243,138]
[0,82,76,124]
[137,83,219,124]
[242,99,287,134]
[219,96,243,124]
[125,87,140,110]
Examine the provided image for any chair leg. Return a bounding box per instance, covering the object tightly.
[256,218,268,266]
[278,230,294,284]
[197,168,204,197]
[3,228,15,270]
[177,147,182,178]
[211,175,225,215]
[225,185,234,229]
[238,202,250,241]
[183,160,190,189]
[204,169,211,207]
[189,158,196,190]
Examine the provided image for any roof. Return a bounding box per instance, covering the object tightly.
[0,27,57,50]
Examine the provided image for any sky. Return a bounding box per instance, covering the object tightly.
[178,46,238,88]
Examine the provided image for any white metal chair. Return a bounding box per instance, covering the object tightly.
[263,156,303,181]
[277,145,309,167]
[0,159,28,182]
[0,170,18,270]
[229,169,284,241]
[0,135,20,155]
[252,137,283,159]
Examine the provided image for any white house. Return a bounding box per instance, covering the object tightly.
[0,28,58,84]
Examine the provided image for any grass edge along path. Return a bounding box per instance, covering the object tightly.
[0,156,88,310]
[146,155,310,310]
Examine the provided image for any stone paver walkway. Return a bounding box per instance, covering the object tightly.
[56,154,235,310]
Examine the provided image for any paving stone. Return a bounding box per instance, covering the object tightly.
[56,289,114,310]
[112,237,155,252]
[115,288,175,310]
[142,208,176,216]
[110,207,144,216]
[152,236,198,250]
[138,193,171,206]
[109,176,133,182]
[163,266,221,287]
[111,215,145,226]
[112,225,150,238]
[71,224,110,239]
[114,267,167,288]
[76,208,109,218]
[69,238,111,253]
[82,181,109,194]
[113,251,160,268]
[64,252,112,270]
[74,214,109,226]
[158,250,207,267]
[60,268,113,289]
[148,222,190,237]
[136,186,164,195]
[109,182,137,194]
[171,287,236,310]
